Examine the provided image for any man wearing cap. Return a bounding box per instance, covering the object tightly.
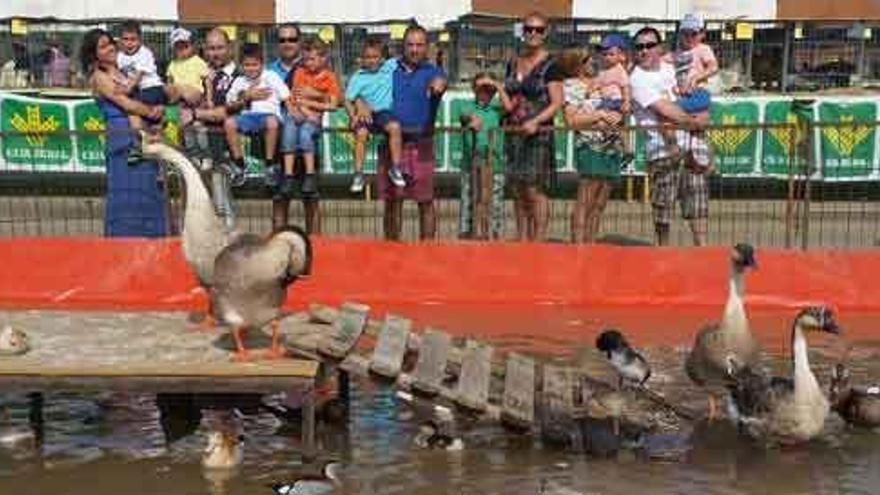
[629,26,710,246]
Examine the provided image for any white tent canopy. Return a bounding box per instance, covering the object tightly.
[573,0,776,20]
[276,0,471,29]
[1,0,178,20]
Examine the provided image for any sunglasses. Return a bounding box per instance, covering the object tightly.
[523,26,546,35]
[634,41,659,51]
[278,37,299,44]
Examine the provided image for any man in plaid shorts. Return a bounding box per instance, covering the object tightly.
[629,26,712,246]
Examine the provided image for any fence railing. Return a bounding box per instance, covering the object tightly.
[2,16,880,90]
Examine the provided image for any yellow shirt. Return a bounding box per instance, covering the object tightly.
[166,55,209,92]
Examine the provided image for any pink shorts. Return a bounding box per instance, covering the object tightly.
[377,140,435,203]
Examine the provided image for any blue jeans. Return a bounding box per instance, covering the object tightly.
[281,116,320,153]
[678,88,711,114]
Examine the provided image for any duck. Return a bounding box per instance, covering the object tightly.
[829,363,880,428]
[271,461,343,495]
[202,428,244,470]
[143,142,312,361]
[0,325,29,356]
[595,329,651,388]
[412,405,464,451]
[725,305,841,444]
[685,243,759,418]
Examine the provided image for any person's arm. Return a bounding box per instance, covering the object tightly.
[650,98,707,130]
[93,71,161,119]
[490,80,514,114]
[620,80,632,116]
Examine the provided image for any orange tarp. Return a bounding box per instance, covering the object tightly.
[0,237,878,313]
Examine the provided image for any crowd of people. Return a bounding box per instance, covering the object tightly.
[79,11,719,246]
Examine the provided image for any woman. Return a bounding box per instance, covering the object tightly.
[503,12,564,242]
[81,28,166,237]
[561,48,626,243]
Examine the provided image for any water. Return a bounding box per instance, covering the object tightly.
[1,307,879,495]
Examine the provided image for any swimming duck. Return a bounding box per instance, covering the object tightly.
[202,428,244,469]
[595,329,651,388]
[412,405,464,451]
[685,243,759,418]
[271,461,342,495]
[144,142,312,361]
[0,325,29,356]
[829,363,880,428]
[725,306,841,444]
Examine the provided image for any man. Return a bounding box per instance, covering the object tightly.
[264,23,321,234]
[365,25,446,240]
[629,26,710,246]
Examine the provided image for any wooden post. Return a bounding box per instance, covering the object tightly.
[301,387,316,462]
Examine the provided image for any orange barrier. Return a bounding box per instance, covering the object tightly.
[0,237,878,314]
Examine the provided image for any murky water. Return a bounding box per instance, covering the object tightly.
[1,307,879,495]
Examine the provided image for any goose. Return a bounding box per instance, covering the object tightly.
[829,363,880,428]
[271,461,342,495]
[413,419,465,451]
[202,429,244,470]
[143,142,312,361]
[595,329,651,388]
[0,325,29,356]
[725,306,841,444]
[685,243,759,418]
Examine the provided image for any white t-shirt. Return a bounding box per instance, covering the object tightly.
[117,45,163,90]
[226,70,290,118]
[630,62,683,161]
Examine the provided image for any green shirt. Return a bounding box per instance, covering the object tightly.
[460,97,504,173]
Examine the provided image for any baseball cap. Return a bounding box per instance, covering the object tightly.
[170,27,193,45]
[680,13,704,32]
[599,33,628,51]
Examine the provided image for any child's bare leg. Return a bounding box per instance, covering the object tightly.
[223,117,242,160]
[303,152,316,175]
[384,120,403,166]
[283,153,295,176]
[475,162,493,239]
[353,128,369,174]
[264,116,279,163]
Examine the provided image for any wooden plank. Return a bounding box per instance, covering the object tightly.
[539,365,584,448]
[501,353,536,429]
[410,329,451,396]
[454,340,493,412]
[368,315,411,378]
[318,302,369,359]
[542,364,575,414]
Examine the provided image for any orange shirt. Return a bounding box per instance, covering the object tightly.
[291,67,341,102]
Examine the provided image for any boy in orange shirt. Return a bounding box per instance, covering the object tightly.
[281,39,341,196]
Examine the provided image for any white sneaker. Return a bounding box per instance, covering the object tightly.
[350,172,365,193]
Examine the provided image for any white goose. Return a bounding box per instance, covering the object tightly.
[143,142,312,360]
[685,243,760,418]
[726,306,841,444]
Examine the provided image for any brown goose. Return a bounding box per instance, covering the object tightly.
[143,142,312,360]
[726,306,841,444]
[829,363,880,429]
[685,243,759,418]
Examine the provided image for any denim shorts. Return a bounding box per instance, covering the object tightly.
[678,88,711,114]
[235,112,276,134]
[281,116,321,153]
[354,109,396,134]
[595,98,622,112]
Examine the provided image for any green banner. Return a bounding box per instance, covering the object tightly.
[708,101,759,174]
[1,96,72,169]
[817,102,876,179]
[72,101,106,168]
[761,100,812,175]
[324,108,381,174]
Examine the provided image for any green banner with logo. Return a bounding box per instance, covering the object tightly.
[72,100,106,169]
[761,100,812,176]
[817,102,875,179]
[1,95,72,169]
[708,101,759,174]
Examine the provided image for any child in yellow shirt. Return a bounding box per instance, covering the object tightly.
[165,27,209,126]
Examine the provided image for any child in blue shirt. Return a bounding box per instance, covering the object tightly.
[344,39,404,193]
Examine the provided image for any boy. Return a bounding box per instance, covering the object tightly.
[116,20,165,160]
[223,43,293,187]
[165,27,209,127]
[282,39,340,196]
[458,73,510,240]
[343,39,405,193]
[590,33,632,157]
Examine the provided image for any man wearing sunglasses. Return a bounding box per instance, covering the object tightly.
[629,26,709,247]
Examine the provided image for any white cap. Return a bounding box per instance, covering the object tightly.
[680,13,704,32]
[170,27,192,45]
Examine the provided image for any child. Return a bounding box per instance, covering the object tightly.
[223,43,293,187]
[590,33,632,157]
[282,39,341,196]
[165,27,209,127]
[116,20,165,160]
[343,39,405,193]
[669,13,718,169]
[458,73,511,240]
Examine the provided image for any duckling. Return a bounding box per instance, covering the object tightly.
[0,325,29,356]
[413,405,464,451]
[595,329,651,388]
[725,306,841,444]
[685,243,760,419]
[271,461,342,495]
[202,429,244,470]
[829,363,880,428]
